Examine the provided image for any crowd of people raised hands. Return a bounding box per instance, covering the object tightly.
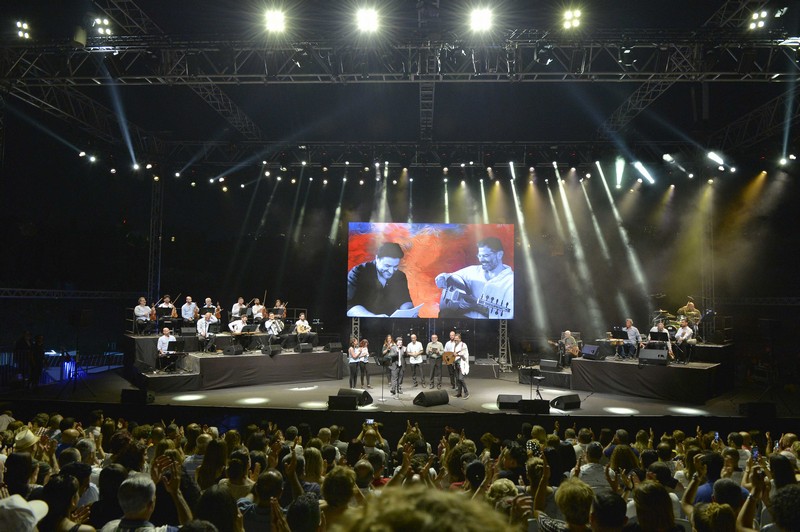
[0,408,798,532]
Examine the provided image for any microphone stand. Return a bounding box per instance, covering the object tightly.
[375,354,388,403]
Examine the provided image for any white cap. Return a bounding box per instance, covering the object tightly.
[0,494,49,532]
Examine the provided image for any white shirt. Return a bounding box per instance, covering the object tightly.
[157,334,175,354]
[232,303,246,318]
[395,345,405,366]
[675,325,693,344]
[453,341,469,375]
[406,341,423,364]
[197,316,218,337]
[296,319,311,333]
[229,319,247,333]
[446,264,514,319]
[264,318,284,335]
[181,302,197,320]
[251,304,265,318]
[648,326,671,349]
[134,304,151,321]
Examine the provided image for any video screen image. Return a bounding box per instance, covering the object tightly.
[346,222,515,319]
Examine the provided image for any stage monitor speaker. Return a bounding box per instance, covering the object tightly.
[639,348,668,366]
[497,394,522,410]
[540,359,561,372]
[550,394,581,410]
[327,395,358,410]
[413,389,449,407]
[518,399,550,414]
[738,402,776,418]
[261,345,282,357]
[337,388,374,406]
[297,343,313,353]
[121,389,154,405]
[180,327,196,336]
[223,345,244,356]
[325,342,343,352]
[581,344,603,360]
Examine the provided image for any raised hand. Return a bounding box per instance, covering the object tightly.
[71,505,91,524]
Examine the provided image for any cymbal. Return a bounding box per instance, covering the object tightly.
[665,313,676,318]
[656,309,669,314]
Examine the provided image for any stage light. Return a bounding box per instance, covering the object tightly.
[563,9,581,29]
[363,166,369,172]
[585,173,591,178]
[359,179,364,185]
[779,157,788,166]
[707,151,724,165]
[662,153,674,162]
[470,8,493,32]
[374,161,380,167]
[323,166,328,172]
[219,177,225,182]
[633,161,655,184]
[301,161,307,166]
[718,165,724,171]
[222,185,228,191]
[110,168,116,174]
[145,163,153,169]
[291,178,296,184]
[529,166,534,171]
[265,10,285,32]
[133,163,140,170]
[409,178,413,182]
[357,8,379,32]
[469,161,474,165]
[461,180,466,186]
[16,21,30,39]
[277,176,282,181]
[730,167,736,173]
[209,178,214,183]
[323,179,328,185]
[615,157,625,188]
[790,154,796,160]
[670,184,675,188]
[93,17,112,35]
[443,178,448,183]
[191,181,196,187]
[392,179,397,185]
[173,394,205,402]
[265,171,270,176]
[343,177,347,182]
[89,155,97,162]
[262,160,267,165]
[79,151,86,157]
[174,172,180,177]
[153,175,161,182]
[240,183,245,188]
[443,167,449,172]
[552,161,558,168]
[749,10,768,30]
[688,173,694,178]
[345,160,350,165]
[708,179,714,184]
[460,162,466,167]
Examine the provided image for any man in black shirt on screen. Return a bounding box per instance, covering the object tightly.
[346,242,415,317]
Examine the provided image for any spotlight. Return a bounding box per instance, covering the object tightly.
[265,10,286,32]
[707,151,724,165]
[291,178,296,184]
[470,8,493,32]
[563,9,581,29]
[363,166,369,172]
[460,162,466,167]
[110,168,116,174]
[670,184,675,188]
[89,155,97,162]
[78,151,86,157]
[585,173,591,178]
[240,184,245,188]
[707,179,714,184]
[301,161,307,166]
[749,10,768,30]
[443,178,448,183]
[374,161,380,167]
[190,181,196,187]
[145,163,153,169]
[93,17,112,35]
[392,179,397,184]
[323,179,328,185]
[730,167,736,173]
[633,161,655,184]
[359,179,364,185]
[779,157,788,166]
[688,173,694,178]
[718,165,724,171]
[345,161,350,165]
[16,21,30,39]
[132,163,140,170]
[662,153,674,162]
[262,160,267,165]
[174,172,180,177]
[443,167,449,172]
[153,175,160,181]
[409,178,414,182]
[265,171,270,177]
[219,177,225,182]
[209,178,214,183]
[277,176,282,181]
[529,167,534,171]
[790,154,796,160]
[222,186,228,192]
[356,8,379,32]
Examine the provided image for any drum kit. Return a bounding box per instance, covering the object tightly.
[653,309,682,337]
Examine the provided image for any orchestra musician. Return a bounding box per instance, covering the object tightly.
[648,321,674,360]
[382,335,401,396]
[677,298,702,325]
[197,312,218,352]
[158,295,178,328]
[615,318,644,360]
[231,297,247,320]
[426,333,444,389]
[134,297,154,335]
[181,296,198,324]
[673,318,694,364]
[443,330,457,389]
[229,315,254,351]
[357,339,371,389]
[452,334,470,399]
[251,298,265,323]
[200,298,216,315]
[295,312,316,345]
[274,299,287,318]
[562,330,580,366]
[156,327,175,356]
[263,312,286,347]
[406,334,424,387]
[435,237,514,319]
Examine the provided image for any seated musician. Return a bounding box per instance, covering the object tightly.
[647,321,674,360]
[197,312,218,352]
[294,312,317,346]
[274,299,287,318]
[263,312,286,347]
[157,294,177,327]
[562,330,580,366]
[673,318,693,363]
[134,297,154,335]
[200,298,216,315]
[251,298,266,323]
[156,327,175,355]
[229,315,255,351]
[677,298,701,332]
[616,318,645,360]
[231,297,247,321]
[181,296,198,325]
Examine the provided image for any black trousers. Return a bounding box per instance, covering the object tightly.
[349,363,360,388]
[456,366,469,395]
[447,363,456,387]
[429,357,443,384]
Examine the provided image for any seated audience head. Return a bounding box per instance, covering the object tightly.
[322,466,356,508]
[287,493,322,532]
[590,491,627,532]
[253,469,283,503]
[712,478,744,510]
[555,477,595,526]
[632,481,675,532]
[117,474,156,518]
[691,502,735,532]
[353,460,374,489]
[771,484,800,532]
[770,454,798,490]
[98,464,128,501]
[194,484,242,532]
[37,474,80,531]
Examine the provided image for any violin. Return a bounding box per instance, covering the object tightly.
[215,301,222,321]
[150,297,163,321]
[170,293,182,319]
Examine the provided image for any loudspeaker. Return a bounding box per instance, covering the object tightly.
[223,345,244,356]
[639,348,668,366]
[180,327,196,336]
[261,345,282,357]
[550,394,581,410]
[327,395,358,410]
[518,399,550,414]
[413,389,449,407]
[738,402,777,418]
[581,344,603,360]
[540,359,561,372]
[337,388,374,406]
[121,389,154,405]
[297,343,313,353]
[497,394,522,410]
[325,342,343,351]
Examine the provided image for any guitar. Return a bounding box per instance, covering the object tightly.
[547,340,580,357]
[438,274,511,318]
[296,322,311,334]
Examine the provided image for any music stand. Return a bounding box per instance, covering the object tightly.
[533,376,545,400]
[374,354,389,403]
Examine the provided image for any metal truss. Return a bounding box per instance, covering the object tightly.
[350,318,360,345]
[715,297,800,306]
[707,85,800,150]
[498,319,511,372]
[2,30,797,86]
[0,288,139,299]
[598,1,772,138]
[93,0,263,140]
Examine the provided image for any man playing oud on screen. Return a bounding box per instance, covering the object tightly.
[435,237,514,319]
[346,242,415,317]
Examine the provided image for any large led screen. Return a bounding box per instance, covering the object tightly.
[347,223,515,319]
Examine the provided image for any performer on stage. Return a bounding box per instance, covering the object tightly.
[263,312,285,347]
[229,315,254,351]
[677,298,702,326]
[443,330,457,389]
[181,296,198,324]
[563,330,580,367]
[615,318,644,360]
[158,294,178,328]
[406,333,424,387]
[156,327,175,355]
[200,298,216,315]
[395,336,406,387]
[648,321,673,360]
[382,335,401,396]
[348,337,361,388]
[435,237,514,319]
[158,295,175,312]
[674,318,694,363]
[134,297,154,335]
[357,339,371,389]
[453,334,470,399]
[346,242,415,317]
[273,299,287,318]
[197,312,218,352]
[426,333,444,389]
[295,312,316,345]
[251,298,265,322]
[231,297,247,320]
